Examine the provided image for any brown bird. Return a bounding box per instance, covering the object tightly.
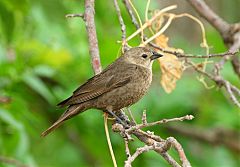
[41,47,162,136]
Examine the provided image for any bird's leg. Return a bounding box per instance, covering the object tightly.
[117,109,132,125]
[106,109,129,128]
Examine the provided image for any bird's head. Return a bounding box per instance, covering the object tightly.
[122,47,163,69]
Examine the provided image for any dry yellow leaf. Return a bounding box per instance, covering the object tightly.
[155,34,184,93]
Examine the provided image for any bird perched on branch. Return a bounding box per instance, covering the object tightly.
[41,47,162,136]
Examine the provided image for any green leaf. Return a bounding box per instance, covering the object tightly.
[33,65,56,78]
[0,109,28,156]
[0,109,37,166]
[22,70,55,104]
[0,1,15,44]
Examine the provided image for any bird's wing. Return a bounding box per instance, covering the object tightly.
[58,62,135,107]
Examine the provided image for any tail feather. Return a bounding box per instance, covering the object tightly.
[41,105,84,137]
[41,117,66,137]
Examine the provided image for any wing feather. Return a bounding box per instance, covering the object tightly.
[58,62,135,107]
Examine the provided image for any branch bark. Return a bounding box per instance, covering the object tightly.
[127,115,194,133]
[113,0,127,49]
[66,0,102,74]
[112,113,193,167]
[84,0,102,74]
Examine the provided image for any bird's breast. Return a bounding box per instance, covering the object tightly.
[130,67,152,100]
[94,66,152,111]
[112,67,152,110]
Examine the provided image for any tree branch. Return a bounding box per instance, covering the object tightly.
[84,0,102,74]
[122,0,140,29]
[125,145,154,167]
[127,115,194,133]
[66,0,102,74]
[113,0,127,50]
[186,60,240,108]
[65,13,84,19]
[112,113,193,167]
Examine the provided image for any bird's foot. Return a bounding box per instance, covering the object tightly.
[114,118,130,129]
[106,110,130,129]
[116,110,134,126]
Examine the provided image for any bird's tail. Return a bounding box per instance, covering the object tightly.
[41,104,87,137]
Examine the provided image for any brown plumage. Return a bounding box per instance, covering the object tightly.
[41,47,162,136]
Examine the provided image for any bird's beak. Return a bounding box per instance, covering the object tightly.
[150,52,163,60]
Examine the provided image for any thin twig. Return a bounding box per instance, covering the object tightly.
[230,84,240,96]
[65,13,84,19]
[161,152,181,167]
[125,5,177,42]
[187,60,240,108]
[126,108,136,125]
[127,0,144,43]
[139,129,164,142]
[215,28,240,77]
[122,0,139,29]
[141,110,147,124]
[148,36,239,59]
[127,115,194,133]
[229,30,240,78]
[176,51,239,58]
[113,0,127,49]
[125,145,154,167]
[124,139,131,158]
[225,81,240,107]
[141,14,175,46]
[166,137,191,167]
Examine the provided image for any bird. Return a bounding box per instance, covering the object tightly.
[41,47,162,137]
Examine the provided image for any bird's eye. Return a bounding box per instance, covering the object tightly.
[141,54,148,59]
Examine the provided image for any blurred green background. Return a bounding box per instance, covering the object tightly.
[0,0,239,167]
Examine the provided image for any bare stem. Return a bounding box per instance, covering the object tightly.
[113,0,127,49]
[186,60,240,108]
[127,115,194,133]
[65,13,84,19]
[125,145,154,167]
[84,0,102,74]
